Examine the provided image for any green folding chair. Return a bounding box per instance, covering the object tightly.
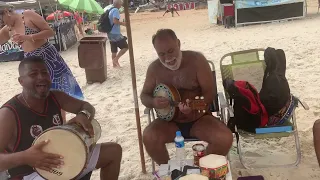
[144,60,230,172]
[219,48,309,169]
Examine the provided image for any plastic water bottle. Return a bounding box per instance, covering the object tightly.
[174,131,186,167]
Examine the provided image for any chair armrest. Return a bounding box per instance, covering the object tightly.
[217,92,234,125]
[218,92,228,109]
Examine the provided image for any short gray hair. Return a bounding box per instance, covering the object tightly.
[113,0,122,5]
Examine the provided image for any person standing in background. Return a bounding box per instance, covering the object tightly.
[74,11,84,37]
[107,0,128,68]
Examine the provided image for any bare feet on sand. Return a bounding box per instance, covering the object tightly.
[113,59,121,68]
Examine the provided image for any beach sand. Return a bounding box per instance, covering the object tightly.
[1,1,320,179]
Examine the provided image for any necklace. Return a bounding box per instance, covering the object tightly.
[21,93,31,108]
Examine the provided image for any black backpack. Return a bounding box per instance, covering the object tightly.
[259,47,290,117]
[97,7,115,33]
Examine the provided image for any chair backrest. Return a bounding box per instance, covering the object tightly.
[220,49,266,99]
[207,60,219,112]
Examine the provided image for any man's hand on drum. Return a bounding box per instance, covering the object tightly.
[178,99,192,114]
[68,114,94,137]
[152,97,170,109]
[24,140,63,171]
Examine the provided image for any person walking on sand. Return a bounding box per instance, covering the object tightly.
[74,11,84,37]
[107,0,128,68]
[0,3,84,119]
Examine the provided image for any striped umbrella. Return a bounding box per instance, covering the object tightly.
[58,0,104,14]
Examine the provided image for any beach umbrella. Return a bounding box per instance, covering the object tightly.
[46,10,73,21]
[58,0,104,14]
[122,0,146,174]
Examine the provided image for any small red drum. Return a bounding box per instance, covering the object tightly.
[192,143,206,166]
[32,119,101,180]
[200,154,229,180]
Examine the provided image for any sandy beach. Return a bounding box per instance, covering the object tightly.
[1,1,320,179]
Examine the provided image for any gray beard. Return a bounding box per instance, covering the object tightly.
[160,51,183,71]
[24,88,49,99]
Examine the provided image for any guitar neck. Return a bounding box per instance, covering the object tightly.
[170,100,207,110]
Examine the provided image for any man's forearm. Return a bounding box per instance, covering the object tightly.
[140,93,154,108]
[114,20,126,26]
[80,102,95,121]
[0,40,8,45]
[0,151,27,172]
[31,29,54,40]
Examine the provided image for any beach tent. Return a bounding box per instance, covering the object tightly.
[233,0,307,26]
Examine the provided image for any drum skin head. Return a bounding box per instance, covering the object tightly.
[153,83,180,121]
[34,129,87,180]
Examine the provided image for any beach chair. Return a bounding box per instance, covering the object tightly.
[219,49,309,169]
[144,60,229,172]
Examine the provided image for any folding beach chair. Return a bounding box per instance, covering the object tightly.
[144,60,229,172]
[219,48,309,169]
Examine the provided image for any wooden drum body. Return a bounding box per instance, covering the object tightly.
[199,154,229,180]
[33,119,101,180]
[153,83,181,121]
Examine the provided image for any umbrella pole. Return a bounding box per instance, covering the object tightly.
[38,1,44,18]
[123,0,147,174]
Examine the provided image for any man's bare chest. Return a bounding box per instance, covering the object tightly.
[155,70,199,90]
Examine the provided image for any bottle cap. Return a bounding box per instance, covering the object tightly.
[176,131,181,136]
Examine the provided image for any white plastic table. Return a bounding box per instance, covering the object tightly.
[157,159,232,180]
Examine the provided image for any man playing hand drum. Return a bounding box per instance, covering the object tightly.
[141,29,233,165]
[0,56,122,180]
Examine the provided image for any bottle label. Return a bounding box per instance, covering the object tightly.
[175,141,185,148]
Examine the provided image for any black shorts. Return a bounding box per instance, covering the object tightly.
[175,121,197,139]
[110,37,128,53]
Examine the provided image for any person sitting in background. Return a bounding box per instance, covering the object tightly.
[140,29,233,165]
[0,56,122,180]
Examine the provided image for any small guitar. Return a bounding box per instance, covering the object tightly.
[153,83,207,121]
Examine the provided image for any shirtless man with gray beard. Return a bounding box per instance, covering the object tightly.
[141,29,233,165]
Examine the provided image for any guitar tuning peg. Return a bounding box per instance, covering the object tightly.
[195,96,199,99]
[200,96,204,100]
[202,110,206,113]
[198,110,200,113]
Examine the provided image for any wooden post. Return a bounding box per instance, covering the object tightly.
[123,0,147,174]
